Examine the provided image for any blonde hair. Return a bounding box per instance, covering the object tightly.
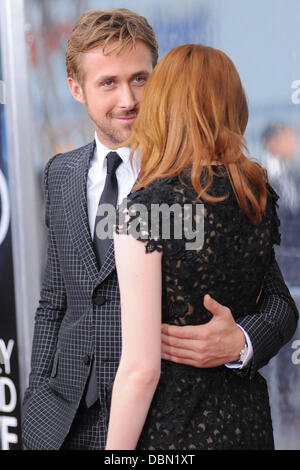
[125,44,268,225]
[66,9,158,86]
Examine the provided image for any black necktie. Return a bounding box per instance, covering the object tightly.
[93,151,123,267]
[84,151,122,408]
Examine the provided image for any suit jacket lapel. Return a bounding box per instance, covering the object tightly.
[96,239,115,284]
[62,141,100,285]
[62,140,118,288]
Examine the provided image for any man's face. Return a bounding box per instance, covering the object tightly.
[268,128,299,161]
[68,40,153,147]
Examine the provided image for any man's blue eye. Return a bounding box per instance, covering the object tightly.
[135,76,146,83]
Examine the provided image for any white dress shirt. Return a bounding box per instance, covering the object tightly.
[87,133,140,237]
[87,132,252,368]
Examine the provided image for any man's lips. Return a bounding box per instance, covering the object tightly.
[112,113,137,122]
[115,116,136,121]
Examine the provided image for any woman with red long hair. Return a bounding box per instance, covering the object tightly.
[106,44,278,450]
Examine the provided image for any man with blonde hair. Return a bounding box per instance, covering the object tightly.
[22,9,298,450]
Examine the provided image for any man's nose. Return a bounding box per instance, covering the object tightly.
[119,84,137,109]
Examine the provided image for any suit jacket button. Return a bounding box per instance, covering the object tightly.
[83,354,91,365]
[94,295,106,306]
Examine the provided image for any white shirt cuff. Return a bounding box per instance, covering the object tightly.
[225,325,253,369]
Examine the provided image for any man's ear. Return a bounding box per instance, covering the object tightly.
[68,77,86,104]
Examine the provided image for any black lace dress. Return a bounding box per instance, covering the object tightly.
[116,166,280,450]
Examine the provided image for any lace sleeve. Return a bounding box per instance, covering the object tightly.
[116,184,166,254]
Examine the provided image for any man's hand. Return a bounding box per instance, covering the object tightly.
[161,294,245,368]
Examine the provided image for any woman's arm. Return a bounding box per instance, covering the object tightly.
[105,233,162,450]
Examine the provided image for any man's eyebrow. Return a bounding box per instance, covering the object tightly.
[131,70,151,77]
[96,74,116,83]
[95,70,151,83]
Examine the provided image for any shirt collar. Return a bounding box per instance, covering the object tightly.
[94,132,132,168]
[262,150,286,178]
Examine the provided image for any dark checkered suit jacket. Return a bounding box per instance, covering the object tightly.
[21,141,299,450]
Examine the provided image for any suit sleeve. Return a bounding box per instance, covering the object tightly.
[237,259,299,379]
[23,155,67,405]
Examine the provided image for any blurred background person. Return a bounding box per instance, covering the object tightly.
[261,123,299,213]
[261,123,300,287]
[260,123,300,431]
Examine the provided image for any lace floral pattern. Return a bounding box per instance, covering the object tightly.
[116,167,279,450]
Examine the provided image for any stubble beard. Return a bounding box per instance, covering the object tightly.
[85,101,136,147]
[92,116,133,147]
